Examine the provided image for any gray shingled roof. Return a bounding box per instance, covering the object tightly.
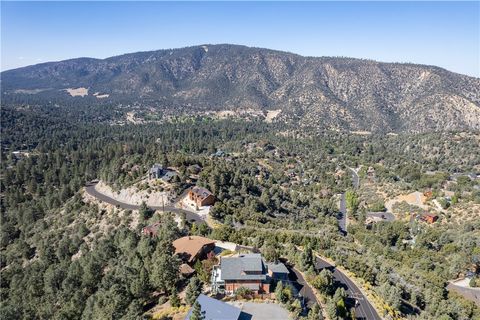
[185,294,241,320]
[161,170,178,182]
[267,262,289,274]
[220,254,267,281]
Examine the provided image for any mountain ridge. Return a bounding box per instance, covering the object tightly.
[4,44,476,77]
[2,44,480,133]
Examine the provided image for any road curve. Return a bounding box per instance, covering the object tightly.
[315,256,382,320]
[447,282,480,306]
[287,266,319,308]
[84,183,204,224]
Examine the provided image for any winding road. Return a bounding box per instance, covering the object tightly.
[287,266,319,309]
[315,256,381,320]
[84,182,204,224]
[86,178,381,319]
[447,280,480,306]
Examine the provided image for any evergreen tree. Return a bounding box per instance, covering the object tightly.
[307,303,324,320]
[312,268,334,295]
[190,301,204,320]
[300,243,314,270]
[275,281,287,304]
[185,277,202,306]
[150,247,180,295]
[169,287,181,308]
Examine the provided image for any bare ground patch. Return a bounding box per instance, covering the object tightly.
[65,87,89,97]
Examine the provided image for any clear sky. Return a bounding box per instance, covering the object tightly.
[1,1,479,77]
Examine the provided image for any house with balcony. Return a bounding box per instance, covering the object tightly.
[211,253,271,295]
[189,186,215,207]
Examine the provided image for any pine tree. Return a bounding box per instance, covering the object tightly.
[185,277,202,305]
[307,303,324,320]
[169,287,181,308]
[300,243,314,270]
[190,301,204,320]
[275,281,286,304]
[150,247,180,294]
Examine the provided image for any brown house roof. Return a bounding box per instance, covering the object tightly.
[142,222,161,236]
[190,186,213,201]
[173,236,215,263]
[179,263,195,275]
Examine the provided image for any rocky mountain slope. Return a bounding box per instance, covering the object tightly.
[2,44,479,132]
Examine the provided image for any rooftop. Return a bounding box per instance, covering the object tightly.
[150,163,164,173]
[180,263,195,275]
[220,254,267,281]
[191,186,213,200]
[162,170,178,181]
[142,222,161,235]
[267,262,289,274]
[173,236,215,263]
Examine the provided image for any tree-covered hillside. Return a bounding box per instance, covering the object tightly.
[2,44,480,133]
[1,105,479,319]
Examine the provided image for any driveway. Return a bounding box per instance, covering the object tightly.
[337,193,347,235]
[85,182,204,224]
[287,265,319,308]
[447,279,480,306]
[367,211,395,222]
[227,301,289,320]
[315,256,381,320]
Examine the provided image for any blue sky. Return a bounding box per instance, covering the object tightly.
[1,1,479,77]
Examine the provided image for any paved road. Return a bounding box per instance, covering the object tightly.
[315,256,382,320]
[84,183,204,224]
[338,193,347,235]
[287,266,319,309]
[447,282,480,306]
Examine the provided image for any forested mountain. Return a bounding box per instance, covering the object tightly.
[2,44,480,133]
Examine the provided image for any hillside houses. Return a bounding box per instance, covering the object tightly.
[189,186,215,207]
[266,262,290,281]
[212,254,269,295]
[411,212,439,224]
[149,163,164,179]
[141,222,161,237]
[419,212,438,224]
[173,236,216,265]
[211,253,289,295]
[148,163,178,182]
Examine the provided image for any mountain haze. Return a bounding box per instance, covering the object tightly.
[2,44,480,133]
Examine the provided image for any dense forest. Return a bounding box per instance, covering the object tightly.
[1,104,479,319]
